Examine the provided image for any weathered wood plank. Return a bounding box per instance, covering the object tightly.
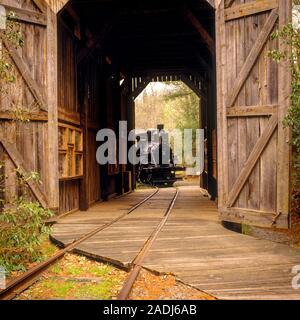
[0,33,47,110]
[276,0,292,223]
[219,207,288,228]
[32,0,47,14]
[46,6,59,210]
[226,9,279,107]
[216,0,228,207]
[226,105,277,117]
[225,0,278,21]
[236,0,247,209]
[52,186,300,299]
[2,4,47,26]
[0,136,48,208]
[226,114,278,208]
[0,111,48,121]
[225,0,235,9]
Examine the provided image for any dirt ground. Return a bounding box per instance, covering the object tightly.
[15,253,214,300]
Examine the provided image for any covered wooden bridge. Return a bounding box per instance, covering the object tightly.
[0,0,298,300]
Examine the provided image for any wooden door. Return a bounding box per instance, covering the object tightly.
[216,0,292,228]
[0,0,58,210]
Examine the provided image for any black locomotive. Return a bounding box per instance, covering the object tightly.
[136,125,185,187]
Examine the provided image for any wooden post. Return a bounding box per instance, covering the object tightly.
[215,0,228,208]
[127,91,135,190]
[277,0,292,224]
[80,99,89,211]
[46,6,59,211]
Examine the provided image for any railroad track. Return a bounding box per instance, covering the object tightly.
[0,187,160,300]
[117,187,179,300]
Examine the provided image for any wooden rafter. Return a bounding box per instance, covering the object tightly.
[226,113,278,208]
[184,8,215,54]
[0,34,47,111]
[77,13,122,64]
[0,136,49,209]
[226,8,279,108]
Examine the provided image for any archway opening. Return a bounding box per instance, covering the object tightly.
[134,81,202,186]
[57,0,216,213]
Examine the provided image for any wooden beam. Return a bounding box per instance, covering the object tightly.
[0,34,47,111]
[77,13,122,64]
[0,136,49,208]
[132,79,151,99]
[46,6,59,210]
[184,8,215,54]
[226,9,279,107]
[32,0,47,14]
[180,75,203,98]
[216,1,228,206]
[0,111,48,122]
[225,0,235,9]
[65,5,80,23]
[79,105,89,211]
[2,5,46,26]
[226,105,277,117]
[226,113,278,208]
[225,0,278,22]
[58,108,81,126]
[205,0,216,8]
[220,207,289,229]
[277,0,292,222]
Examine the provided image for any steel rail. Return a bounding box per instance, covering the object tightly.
[117,187,179,300]
[0,187,159,300]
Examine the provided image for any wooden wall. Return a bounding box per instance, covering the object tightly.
[0,0,54,210]
[57,10,102,214]
[58,18,77,115]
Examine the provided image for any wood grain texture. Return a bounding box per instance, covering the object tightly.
[217,0,291,228]
[52,186,300,300]
[226,8,278,108]
[225,0,278,21]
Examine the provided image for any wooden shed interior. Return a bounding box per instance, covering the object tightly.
[57,0,217,214]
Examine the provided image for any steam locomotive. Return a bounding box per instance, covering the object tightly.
[136,125,185,187]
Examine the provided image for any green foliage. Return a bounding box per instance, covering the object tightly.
[0,12,24,86]
[0,164,54,274]
[0,164,54,273]
[135,81,200,166]
[162,81,200,132]
[135,81,199,132]
[0,199,53,273]
[4,12,24,48]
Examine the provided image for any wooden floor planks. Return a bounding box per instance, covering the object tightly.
[51,186,300,300]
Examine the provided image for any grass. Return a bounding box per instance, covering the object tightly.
[30,278,118,300]
[40,280,76,298]
[74,280,117,300]
[16,254,127,300]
